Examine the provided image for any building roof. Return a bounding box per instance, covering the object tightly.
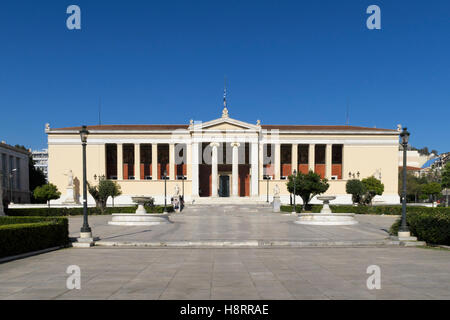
[399,166,422,171]
[0,142,31,156]
[260,125,397,132]
[49,124,398,133]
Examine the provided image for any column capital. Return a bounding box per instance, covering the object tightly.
[210,142,220,148]
[231,142,240,148]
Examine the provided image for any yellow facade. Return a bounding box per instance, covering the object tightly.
[46,112,400,205]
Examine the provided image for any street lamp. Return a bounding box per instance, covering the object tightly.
[79,125,91,236]
[264,175,270,203]
[9,169,17,204]
[399,127,410,237]
[163,169,168,213]
[292,170,297,214]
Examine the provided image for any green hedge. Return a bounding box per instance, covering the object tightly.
[7,205,174,217]
[390,211,450,245]
[0,217,69,258]
[280,205,450,215]
[280,205,302,213]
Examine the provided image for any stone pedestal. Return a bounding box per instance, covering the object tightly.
[108,196,171,226]
[172,195,181,213]
[295,195,358,226]
[72,232,95,248]
[390,233,426,247]
[272,196,281,213]
[63,186,76,204]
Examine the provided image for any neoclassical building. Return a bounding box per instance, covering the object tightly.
[46,107,400,205]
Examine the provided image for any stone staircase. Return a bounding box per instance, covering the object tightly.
[189,197,271,206]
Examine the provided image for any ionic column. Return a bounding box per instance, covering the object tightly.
[117,144,123,180]
[250,142,259,197]
[292,144,298,174]
[186,143,192,180]
[191,142,199,197]
[231,142,240,197]
[308,144,315,173]
[169,143,175,180]
[342,145,349,180]
[274,143,281,180]
[259,143,264,178]
[152,144,158,180]
[210,142,219,197]
[134,144,141,180]
[326,144,332,179]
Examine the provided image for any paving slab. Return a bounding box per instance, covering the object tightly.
[0,246,449,300]
[69,205,399,246]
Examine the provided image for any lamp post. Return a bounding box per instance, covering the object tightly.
[264,175,269,203]
[399,127,410,237]
[79,125,91,236]
[163,169,168,213]
[292,169,297,214]
[9,169,17,204]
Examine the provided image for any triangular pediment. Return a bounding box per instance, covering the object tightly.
[191,117,260,131]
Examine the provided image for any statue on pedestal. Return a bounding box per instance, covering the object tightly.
[63,170,76,204]
[172,184,181,212]
[272,184,281,213]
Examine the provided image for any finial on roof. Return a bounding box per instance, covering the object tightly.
[45,123,50,131]
[397,124,402,132]
[256,120,261,126]
[222,106,229,118]
[222,77,229,118]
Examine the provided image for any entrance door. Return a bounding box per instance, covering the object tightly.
[219,175,230,197]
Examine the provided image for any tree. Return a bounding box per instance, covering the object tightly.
[398,171,426,203]
[287,171,329,210]
[346,179,366,205]
[421,182,442,207]
[441,163,450,207]
[88,177,121,212]
[361,176,384,205]
[33,183,61,208]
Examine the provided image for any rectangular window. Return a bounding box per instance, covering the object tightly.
[16,158,20,190]
[332,144,343,179]
[158,144,169,179]
[123,144,135,180]
[314,145,326,179]
[105,144,117,179]
[140,144,152,180]
[280,144,292,178]
[298,145,309,174]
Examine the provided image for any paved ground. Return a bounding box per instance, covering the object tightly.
[2,205,448,300]
[69,204,399,243]
[0,247,449,300]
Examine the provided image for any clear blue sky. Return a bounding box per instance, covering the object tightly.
[1,0,449,152]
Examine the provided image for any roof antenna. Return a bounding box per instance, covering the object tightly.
[98,97,102,125]
[346,98,350,126]
[223,76,227,108]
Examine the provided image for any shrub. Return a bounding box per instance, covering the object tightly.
[0,217,69,258]
[390,210,450,245]
[88,177,122,213]
[346,179,366,205]
[280,205,302,213]
[33,184,61,208]
[286,171,329,210]
[7,205,174,217]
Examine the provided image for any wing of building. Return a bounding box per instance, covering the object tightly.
[46,108,400,205]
